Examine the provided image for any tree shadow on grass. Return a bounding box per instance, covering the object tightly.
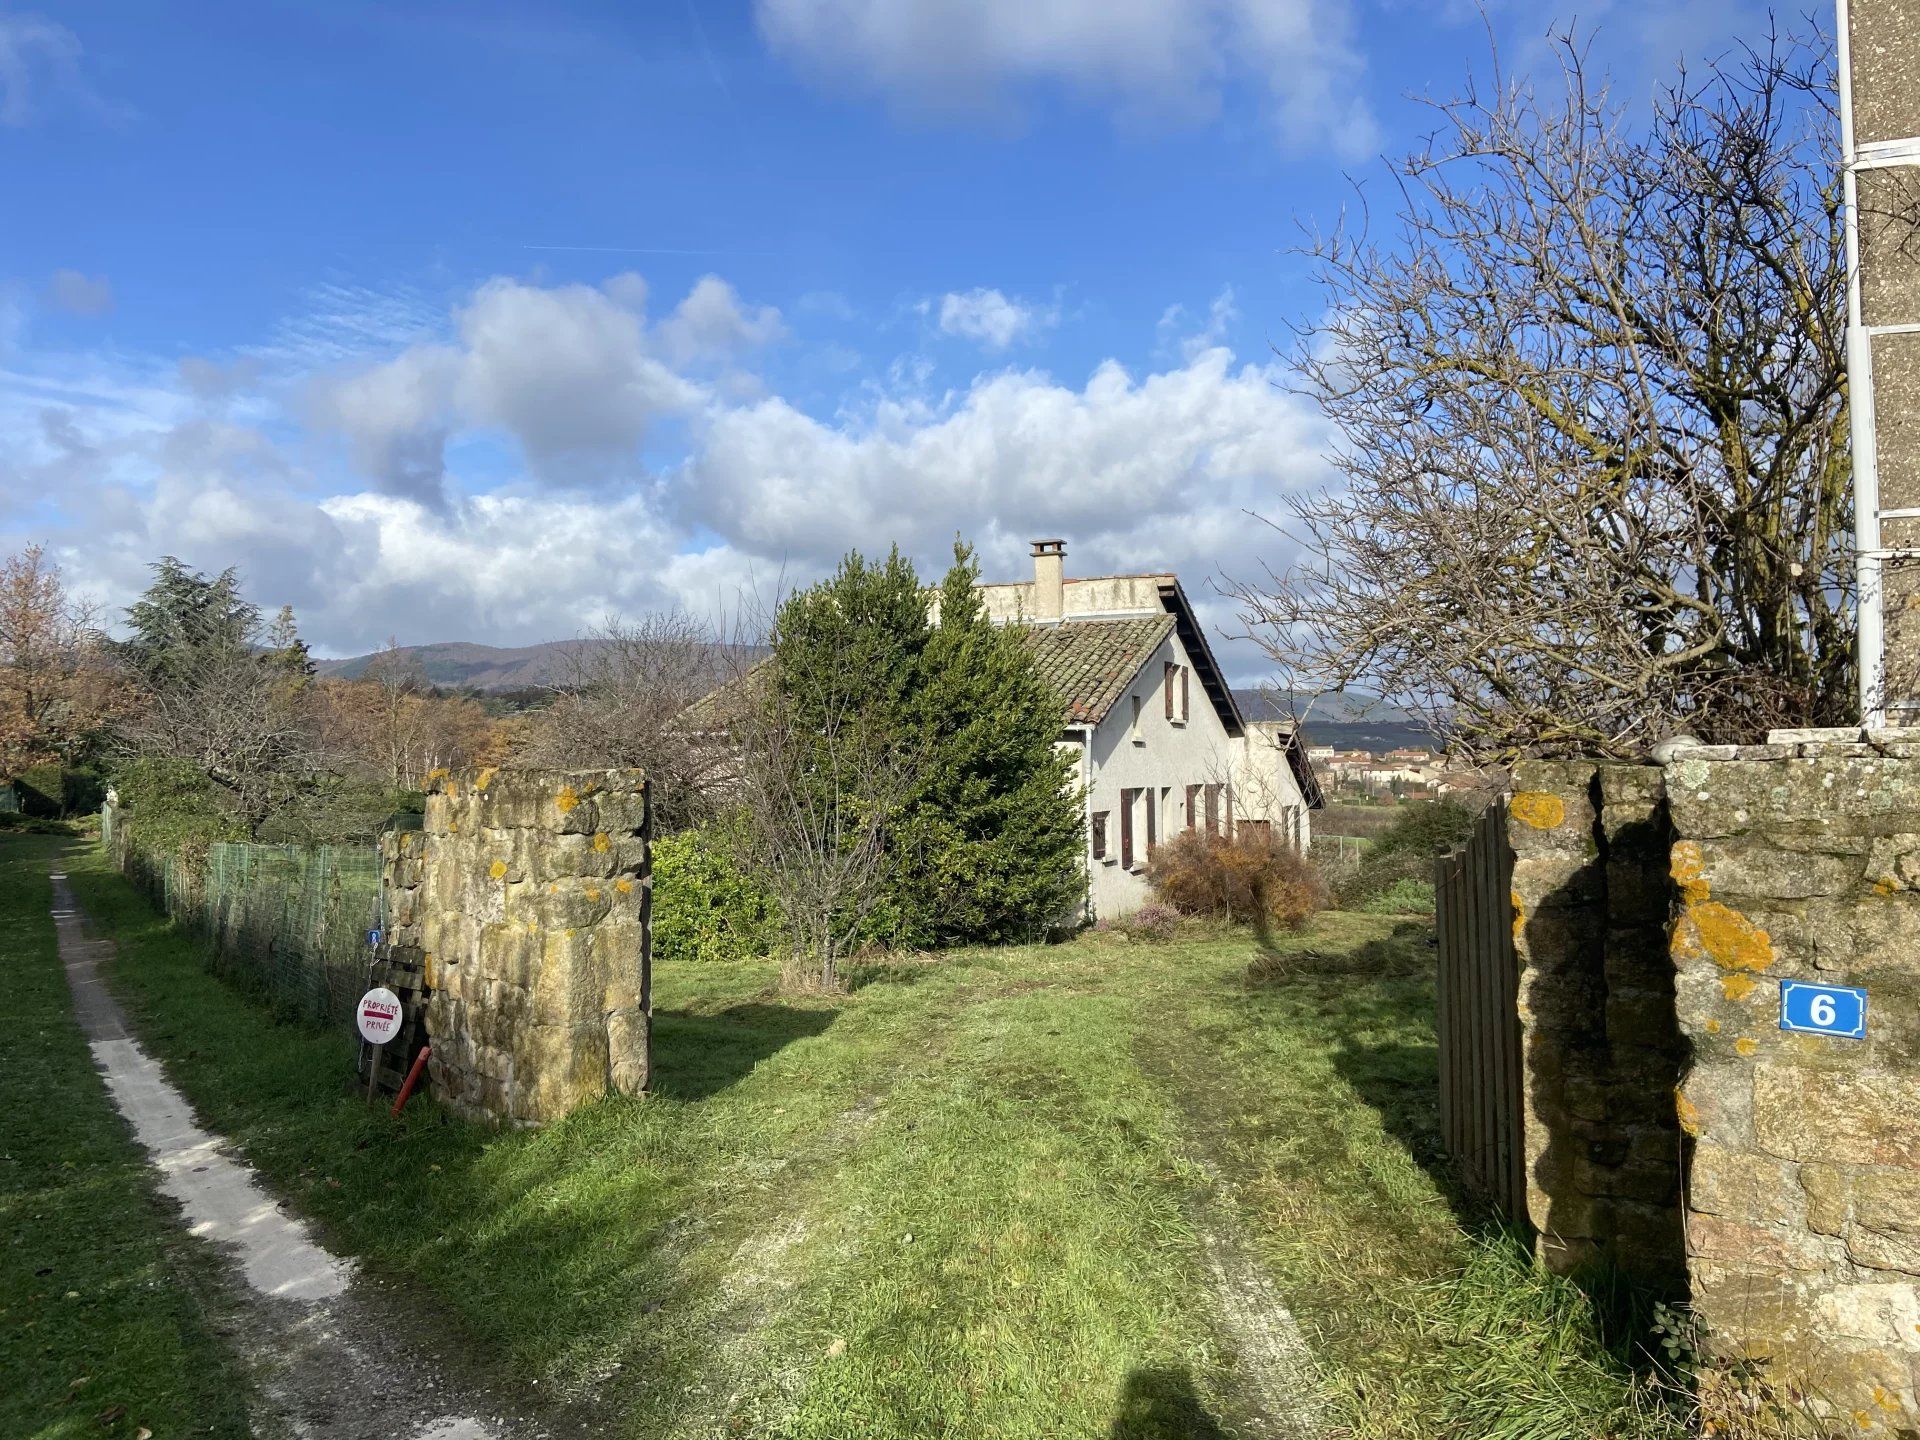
[650,1002,838,1101]
[1107,1367,1230,1439]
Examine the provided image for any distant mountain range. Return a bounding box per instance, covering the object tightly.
[316,640,591,691]
[1232,689,1442,754]
[318,644,1440,756]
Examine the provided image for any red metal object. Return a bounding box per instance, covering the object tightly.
[390,1045,432,1118]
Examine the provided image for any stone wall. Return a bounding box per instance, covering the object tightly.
[417,768,652,1126]
[1666,737,1920,1428]
[1507,761,1687,1283]
[1496,741,1920,1428]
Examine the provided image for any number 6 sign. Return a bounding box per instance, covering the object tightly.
[1779,979,1867,1039]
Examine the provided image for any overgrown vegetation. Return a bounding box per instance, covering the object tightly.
[55,841,1694,1439]
[735,543,1084,986]
[650,818,780,965]
[1326,799,1475,911]
[0,836,253,1439]
[1145,829,1326,930]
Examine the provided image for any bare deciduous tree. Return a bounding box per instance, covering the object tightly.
[1235,28,1854,758]
[516,613,734,831]
[728,661,923,992]
[124,649,339,839]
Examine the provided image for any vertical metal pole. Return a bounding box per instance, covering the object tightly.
[1838,0,1888,727]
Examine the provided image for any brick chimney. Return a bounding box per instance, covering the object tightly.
[1031,539,1065,621]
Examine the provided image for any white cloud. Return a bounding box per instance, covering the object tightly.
[0,13,82,126]
[49,269,112,315]
[1,272,1329,677]
[935,288,1057,350]
[1157,285,1238,361]
[755,0,1377,156]
[656,275,787,366]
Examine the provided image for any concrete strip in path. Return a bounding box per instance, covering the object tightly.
[49,869,556,1439]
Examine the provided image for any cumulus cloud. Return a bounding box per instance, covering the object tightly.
[754,0,1378,155]
[656,275,787,366]
[311,276,718,496]
[49,269,112,315]
[935,288,1057,350]
[2,271,1329,676]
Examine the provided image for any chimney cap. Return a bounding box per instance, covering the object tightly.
[1030,538,1066,556]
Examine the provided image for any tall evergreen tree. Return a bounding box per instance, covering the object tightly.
[754,541,1085,965]
[120,557,261,684]
[895,543,1082,945]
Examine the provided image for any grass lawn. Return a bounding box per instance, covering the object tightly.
[50,839,1682,1440]
[0,835,253,1440]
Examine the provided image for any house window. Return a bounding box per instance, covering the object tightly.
[1166,662,1189,724]
[1185,783,1202,831]
[1091,810,1111,862]
[1130,693,1144,744]
[1119,789,1137,868]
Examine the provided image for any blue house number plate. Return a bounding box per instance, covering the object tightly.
[1779,979,1867,1039]
[367,927,383,948]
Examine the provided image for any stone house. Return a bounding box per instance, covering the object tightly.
[972,541,1322,920]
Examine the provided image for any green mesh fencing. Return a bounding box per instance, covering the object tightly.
[114,829,383,1027]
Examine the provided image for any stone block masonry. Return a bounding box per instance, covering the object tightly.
[1666,738,1920,1429]
[416,767,652,1126]
[1474,741,1920,1428]
[1506,760,1687,1284]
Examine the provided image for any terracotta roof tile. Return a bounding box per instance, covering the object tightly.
[1020,615,1175,726]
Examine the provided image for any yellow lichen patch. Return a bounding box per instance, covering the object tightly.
[1510,791,1566,830]
[489,859,507,880]
[474,766,499,792]
[1873,1387,1899,1413]
[426,767,450,783]
[1706,1019,1721,1034]
[615,878,633,894]
[1675,1089,1701,1137]
[1511,890,1525,943]
[586,887,601,903]
[555,785,581,814]
[1873,876,1899,897]
[1674,901,1773,973]
[1670,840,1710,903]
[1723,973,1757,1002]
[593,832,611,853]
[1735,1037,1758,1057]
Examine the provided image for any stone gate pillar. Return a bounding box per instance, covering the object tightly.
[416,768,651,1125]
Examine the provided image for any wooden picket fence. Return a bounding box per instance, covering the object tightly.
[1434,797,1526,1221]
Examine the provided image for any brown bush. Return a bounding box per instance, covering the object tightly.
[1144,830,1327,931]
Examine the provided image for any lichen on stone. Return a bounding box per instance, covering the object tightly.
[1510,791,1567,829]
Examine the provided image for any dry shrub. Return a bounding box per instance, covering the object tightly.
[1145,830,1327,932]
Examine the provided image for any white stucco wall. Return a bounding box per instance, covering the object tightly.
[1230,721,1314,852]
[1080,631,1245,920]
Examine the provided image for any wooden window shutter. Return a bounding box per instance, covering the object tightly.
[1204,784,1220,834]
[1145,788,1157,851]
[1120,791,1135,868]
[1181,665,1190,722]
[1165,661,1176,719]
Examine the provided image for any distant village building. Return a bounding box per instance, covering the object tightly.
[970,541,1323,919]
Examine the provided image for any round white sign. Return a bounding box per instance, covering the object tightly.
[357,986,403,1045]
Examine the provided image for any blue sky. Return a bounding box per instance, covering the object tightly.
[2,0,1769,673]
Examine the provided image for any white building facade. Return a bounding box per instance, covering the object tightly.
[977,541,1322,920]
